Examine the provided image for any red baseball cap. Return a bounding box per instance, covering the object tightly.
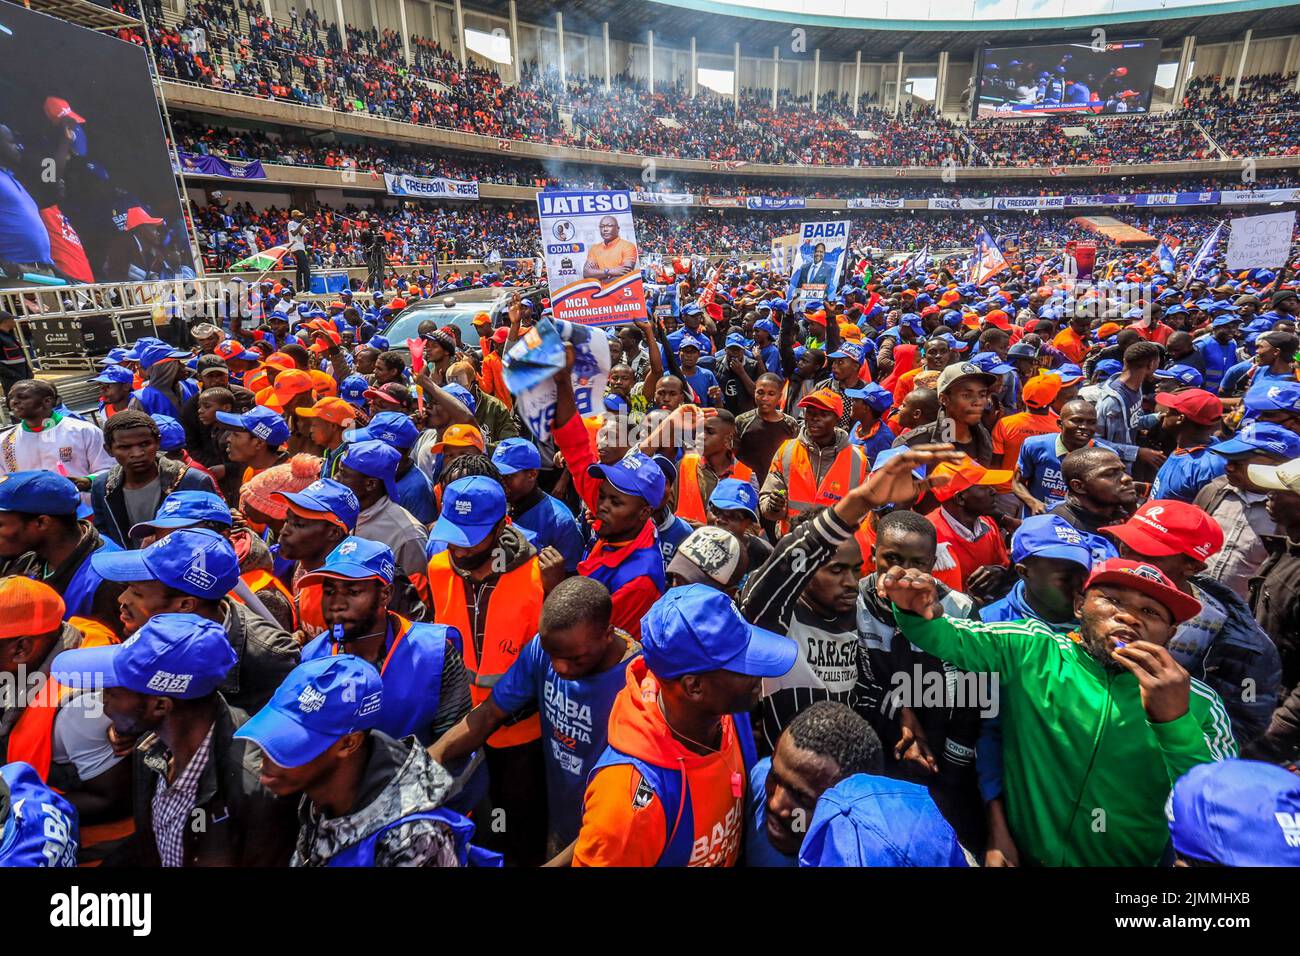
[125,207,164,230]
[44,96,85,124]
[798,388,844,417]
[1102,500,1224,562]
[1084,558,1202,625]
[1156,389,1223,427]
[492,327,510,344]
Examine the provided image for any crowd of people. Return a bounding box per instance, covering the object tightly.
[113,0,1300,170]
[4,233,1300,869]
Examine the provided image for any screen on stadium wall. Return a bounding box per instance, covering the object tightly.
[973,39,1162,119]
[0,4,195,283]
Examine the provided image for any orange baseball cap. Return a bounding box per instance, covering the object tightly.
[259,369,314,412]
[309,370,338,397]
[797,388,844,418]
[985,309,1010,330]
[1022,373,1064,409]
[262,352,297,372]
[295,396,356,427]
[430,423,486,454]
[472,312,492,326]
[839,323,863,341]
[930,457,1013,503]
[0,577,65,639]
[1096,322,1122,339]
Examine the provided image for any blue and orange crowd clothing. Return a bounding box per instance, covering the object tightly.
[554,413,666,640]
[574,658,747,867]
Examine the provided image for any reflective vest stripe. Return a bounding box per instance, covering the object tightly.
[677,455,753,523]
[426,552,543,748]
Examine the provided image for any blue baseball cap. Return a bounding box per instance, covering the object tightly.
[1209,421,1300,460]
[724,333,748,349]
[968,352,1013,375]
[763,299,788,313]
[1154,364,1205,388]
[708,478,759,521]
[1010,514,1106,569]
[0,471,80,516]
[753,318,779,337]
[51,613,237,700]
[1211,313,1243,328]
[151,414,185,452]
[273,478,360,533]
[352,411,419,450]
[827,343,864,363]
[339,440,400,500]
[1055,362,1085,385]
[678,333,706,352]
[300,536,396,586]
[492,438,542,475]
[129,491,232,540]
[872,445,926,478]
[339,373,369,407]
[124,336,164,361]
[1244,381,1300,416]
[215,406,290,448]
[234,655,385,768]
[92,365,134,385]
[935,332,970,353]
[797,774,969,868]
[639,584,796,679]
[136,340,189,370]
[1006,342,1040,360]
[443,382,477,415]
[368,335,390,352]
[93,527,239,600]
[844,382,894,414]
[1169,758,1300,866]
[1095,359,1123,378]
[588,451,666,509]
[430,476,506,548]
[97,347,130,367]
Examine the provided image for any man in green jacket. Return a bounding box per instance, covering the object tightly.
[878,557,1237,867]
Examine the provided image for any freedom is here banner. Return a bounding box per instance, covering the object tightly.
[537,190,649,328]
[383,172,480,200]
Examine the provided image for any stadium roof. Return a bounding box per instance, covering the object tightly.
[499,0,1300,60]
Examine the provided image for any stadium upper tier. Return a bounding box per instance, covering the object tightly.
[123,1,1300,175]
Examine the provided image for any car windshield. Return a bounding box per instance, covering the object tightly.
[382,305,489,348]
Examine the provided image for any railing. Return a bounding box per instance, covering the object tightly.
[158,78,1300,182]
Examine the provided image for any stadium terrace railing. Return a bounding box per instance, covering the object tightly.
[159,80,1300,182]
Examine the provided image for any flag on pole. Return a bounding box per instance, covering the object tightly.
[1156,237,1179,274]
[1188,221,1225,279]
[231,244,289,272]
[974,229,1007,285]
[910,245,930,277]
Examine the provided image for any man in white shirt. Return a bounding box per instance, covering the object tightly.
[286,209,312,293]
[0,379,113,484]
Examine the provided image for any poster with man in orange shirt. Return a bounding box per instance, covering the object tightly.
[537,190,648,327]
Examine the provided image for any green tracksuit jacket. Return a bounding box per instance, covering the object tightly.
[894,608,1237,866]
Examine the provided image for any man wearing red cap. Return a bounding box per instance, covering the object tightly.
[760,389,868,536]
[1149,390,1227,503]
[1102,500,1279,747]
[879,557,1236,866]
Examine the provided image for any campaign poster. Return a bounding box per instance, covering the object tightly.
[789,220,851,298]
[537,190,649,328]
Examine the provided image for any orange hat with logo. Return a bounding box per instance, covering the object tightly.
[797,388,844,418]
[930,457,1013,502]
[430,423,486,454]
[262,352,297,372]
[295,396,356,427]
[1022,373,1064,409]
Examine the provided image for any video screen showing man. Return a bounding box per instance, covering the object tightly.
[582,215,637,282]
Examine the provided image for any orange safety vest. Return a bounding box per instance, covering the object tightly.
[771,439,868,535]
[235,569,298,630]
[6,617,136,863]
[676,454,754,523]
[426,552,543,748]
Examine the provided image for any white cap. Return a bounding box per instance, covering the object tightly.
[1247,458,1300,493]
[666,526,746,589]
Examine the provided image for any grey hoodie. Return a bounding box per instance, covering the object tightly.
[291,732,461,867]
